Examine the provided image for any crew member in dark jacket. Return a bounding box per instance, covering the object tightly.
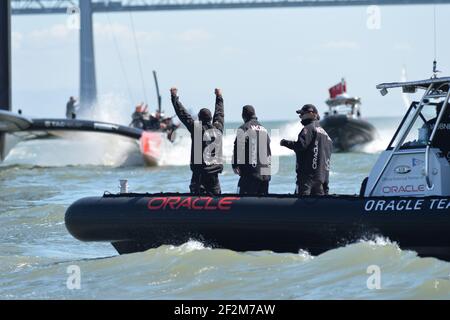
[280,104,332,196]
[66,96,78,119]
[171,87,224,195]
[232,105,271,195]
[423,101,450,162]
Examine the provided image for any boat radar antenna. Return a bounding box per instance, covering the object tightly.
[432,5,441,78]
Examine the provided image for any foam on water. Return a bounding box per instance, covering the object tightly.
[2,238,449,300]
[352,126,397,154]
[3,94,143,167]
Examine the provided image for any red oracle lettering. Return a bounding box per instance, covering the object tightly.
[166,197,181,209]
[205,197,218,210]
[147,196,240,211]
[192,197,205,210]
[148,197,166,210]
[218,197,240,210]
[177,197,192,210]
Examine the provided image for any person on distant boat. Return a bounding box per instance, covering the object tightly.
[280,104,333,196]
[423,101,450,162]
[130,103,148,129]
[66,96,78,119]
[161,116,180,142]
[232,105,271,195]
[171,87,224,195]
[147,110,166,131]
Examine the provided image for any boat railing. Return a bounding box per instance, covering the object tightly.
[425,86,450,190]
[368,83,435,196]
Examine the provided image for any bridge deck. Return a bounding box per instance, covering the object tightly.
[11,0,450,15]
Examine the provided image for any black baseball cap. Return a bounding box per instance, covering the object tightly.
[296,104,318,115]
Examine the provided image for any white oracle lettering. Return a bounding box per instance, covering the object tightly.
[384,200,396,211]
[429,199,439,210]
[404,200,415,211]
[312,140,319,170]
[414,199,424,210]
[396,200,407,210]
[375,200,386,211]
[437,199,447,210]
[365,200,375,211]
[365,199,422,212]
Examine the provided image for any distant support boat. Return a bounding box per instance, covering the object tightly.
[320,79,377,152]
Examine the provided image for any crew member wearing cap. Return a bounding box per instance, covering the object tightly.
[280,104,332,196]
[232,105,271,195]
[171,87,224,195]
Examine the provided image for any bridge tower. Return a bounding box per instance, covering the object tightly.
[79,0,97,111]
[0,0,11,160]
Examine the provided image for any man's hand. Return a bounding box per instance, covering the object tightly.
[215,88,222,97]
[280,139,288,147]
[170,87,178,96]
[233,167,240,175]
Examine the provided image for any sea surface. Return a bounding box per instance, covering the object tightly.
[1,117,450,300]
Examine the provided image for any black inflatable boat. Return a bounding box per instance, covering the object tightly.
[320,115,376,151]
[64,76,450,261]
[321,79,377,152]
[66,193,450,260]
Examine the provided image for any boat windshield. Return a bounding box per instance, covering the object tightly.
[326,104,361,118]
[389,101,448,150]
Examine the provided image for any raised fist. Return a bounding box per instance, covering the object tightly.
[215,88,222,97]
[170,87,178,96]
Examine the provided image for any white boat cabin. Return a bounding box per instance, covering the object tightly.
[365,76,450,197]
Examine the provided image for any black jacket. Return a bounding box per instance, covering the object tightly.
[283,120,332,183]
[232,117,271,181]
[424,116,450,161]
[171,94,224,174]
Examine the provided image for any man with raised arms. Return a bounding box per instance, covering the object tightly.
[171,87,224,195]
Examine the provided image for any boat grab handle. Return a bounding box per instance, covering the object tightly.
[425,85,450,190]
[368,83,434,196]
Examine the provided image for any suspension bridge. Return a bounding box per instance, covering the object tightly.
[8,0,450,109]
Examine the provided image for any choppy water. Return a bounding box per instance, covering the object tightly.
[1,117,450,300]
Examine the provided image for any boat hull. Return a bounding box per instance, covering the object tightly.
[65,194,450,260]
[140,131,164,166]
[320,115,377,152]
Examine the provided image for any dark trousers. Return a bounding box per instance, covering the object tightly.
[238,176,270,196]
[295,179,329,196]
[190,171,221,196]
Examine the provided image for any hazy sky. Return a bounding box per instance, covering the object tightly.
[10,4,450,122]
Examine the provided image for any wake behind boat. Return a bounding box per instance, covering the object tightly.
[66,74,450,261]
[320,79,377,152]
[0,107,181,167]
